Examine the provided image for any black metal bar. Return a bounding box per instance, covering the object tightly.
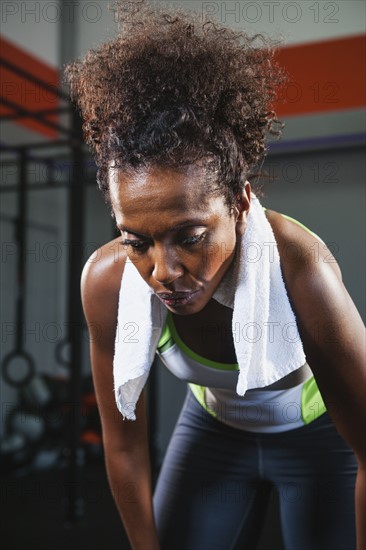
[0,56,70,101]
[15,150,27,352]
[0,106,71,122]
[0,155,95,168]
[1,97,76,137]
[0,140,77,151]
[0,181,96,193]
[65,110,85,524]
[0,152,94,168]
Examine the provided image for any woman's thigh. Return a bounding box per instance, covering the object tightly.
[261,413,358,550]
[153,387,271,550]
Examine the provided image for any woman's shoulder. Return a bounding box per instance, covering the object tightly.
[81,237,128,352]
[82,236,127,297]
[263,207,343,284]
[263,207,356,362]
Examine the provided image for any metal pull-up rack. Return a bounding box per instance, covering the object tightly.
[0,55,159,524]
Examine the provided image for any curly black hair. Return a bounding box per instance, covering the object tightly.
[64,0,286,211]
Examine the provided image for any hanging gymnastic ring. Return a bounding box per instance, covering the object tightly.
[2,350,36,388]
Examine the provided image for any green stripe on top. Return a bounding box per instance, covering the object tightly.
[166,312,239,371]
[189,377,327,426]
[301,376,327,424]
[188,383,218,418]
[157,310,238,371]
[157,321,174,353]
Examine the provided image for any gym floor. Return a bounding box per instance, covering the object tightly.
[1,460,126,550]
[1,458,129,550]
[1,456,283,550]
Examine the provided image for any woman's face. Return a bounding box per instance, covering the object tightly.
[109,163,251,315]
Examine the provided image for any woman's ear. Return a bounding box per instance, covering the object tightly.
[235,181,251,236]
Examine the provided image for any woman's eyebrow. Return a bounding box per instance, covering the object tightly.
[118,219,208,238]
[172,220,208,231]
[118,225,148,238]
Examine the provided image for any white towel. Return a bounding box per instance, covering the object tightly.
[113,193,306,420]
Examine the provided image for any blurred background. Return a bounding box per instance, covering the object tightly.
[1,1,365,549]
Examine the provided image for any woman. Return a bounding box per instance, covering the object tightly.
[65,1,365,549]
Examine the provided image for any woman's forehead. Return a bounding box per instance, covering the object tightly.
[108,164,230,235]
[108,163,217,210]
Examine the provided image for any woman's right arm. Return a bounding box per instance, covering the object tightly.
[81,240,160,550]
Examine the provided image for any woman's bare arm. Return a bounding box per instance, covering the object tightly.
[272,214,366,550]
[81,239,160,550]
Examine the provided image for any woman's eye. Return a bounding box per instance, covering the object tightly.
[181,233,206,246]
[121,239,148,252]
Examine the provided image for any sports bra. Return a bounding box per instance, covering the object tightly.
[155,209,327,433]
[156,312,326,433]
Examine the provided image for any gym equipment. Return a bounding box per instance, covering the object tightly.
[1,152,62,474]
[20,373,53,410]
[0,433,32,473]
[7,409,46,443]
[2,151,37,389]
[0,63,149,524]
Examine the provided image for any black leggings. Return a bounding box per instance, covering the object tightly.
[153,386,357,550]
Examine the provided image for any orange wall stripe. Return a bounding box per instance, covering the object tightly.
[0,36,59,138]
[1,34,365,138]
[275,34,366,117]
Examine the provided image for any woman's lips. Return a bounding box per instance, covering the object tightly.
[156,290,199,307]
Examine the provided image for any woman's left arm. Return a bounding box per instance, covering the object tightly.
[285,240,366,550]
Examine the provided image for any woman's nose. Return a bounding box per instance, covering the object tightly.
[152,246,183,285]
